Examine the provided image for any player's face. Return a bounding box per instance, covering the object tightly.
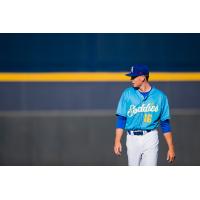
[131,75,145,88]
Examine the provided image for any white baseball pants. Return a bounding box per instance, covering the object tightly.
[126,129,159,166]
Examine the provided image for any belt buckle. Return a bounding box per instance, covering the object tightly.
[128,130,150,136]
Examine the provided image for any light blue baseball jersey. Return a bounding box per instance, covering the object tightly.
[116,86,170,130]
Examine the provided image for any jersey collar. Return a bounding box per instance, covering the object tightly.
[135,85,154,100]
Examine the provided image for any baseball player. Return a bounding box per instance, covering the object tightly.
[114,64,175,166]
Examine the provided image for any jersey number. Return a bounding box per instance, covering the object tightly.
[144,114,152,123]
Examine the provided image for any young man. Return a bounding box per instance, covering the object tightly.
[114,64,175,166]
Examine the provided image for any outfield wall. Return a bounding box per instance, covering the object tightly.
[0,82,199,166]
[0,109,199,166]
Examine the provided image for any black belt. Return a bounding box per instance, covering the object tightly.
[127,130,152,136]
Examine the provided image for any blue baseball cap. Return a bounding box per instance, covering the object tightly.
[126,64,149,77]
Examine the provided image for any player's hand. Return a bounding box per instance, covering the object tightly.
[114,142,122,156]
[167,148,175,163]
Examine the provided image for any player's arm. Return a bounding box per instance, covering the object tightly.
[163,132,175,162]
[160,95,175,163]
[161,119,175,162]
[114,115,126,156]
[114,128,124,156]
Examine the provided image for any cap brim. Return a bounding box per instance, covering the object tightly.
[126,73,138,77]
[125,72,149,77]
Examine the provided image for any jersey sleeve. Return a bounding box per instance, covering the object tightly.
[160,119,172,134]
[116,115,127,129]
[116,90,128,117]
[160,94,171,121]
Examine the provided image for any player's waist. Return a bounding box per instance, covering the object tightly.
[127,129,154,136]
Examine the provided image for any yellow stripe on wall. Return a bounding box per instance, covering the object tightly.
[0,72,200,82]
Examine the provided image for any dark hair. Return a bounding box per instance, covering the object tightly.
[131,75,149,81]
[145,75,149,81]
